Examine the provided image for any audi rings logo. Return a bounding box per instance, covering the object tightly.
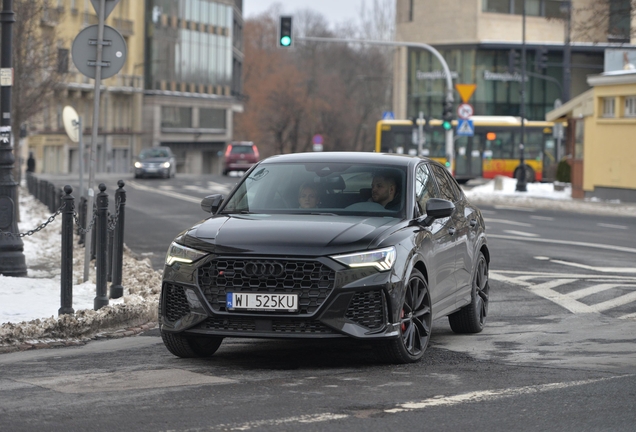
[243,261,285,278]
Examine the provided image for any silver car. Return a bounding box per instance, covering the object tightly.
[134,147,176,179]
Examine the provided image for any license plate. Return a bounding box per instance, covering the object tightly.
[146,168,157,172]
[226,292,298,312]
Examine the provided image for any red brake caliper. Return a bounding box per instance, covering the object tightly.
[401,309,406,332]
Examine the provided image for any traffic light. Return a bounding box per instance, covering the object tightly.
[508,49,520,73]
[278,16,293,48]
[442,100,453,131]
[535,47,549,72]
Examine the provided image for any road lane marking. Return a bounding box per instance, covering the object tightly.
[386,376,629,413]
[591,291,636,312]
[597,223,628,230]
[619,311,636,320]
[530,215,554,221]
[503,230,539,237]
[525,279,597,314]
[489,234,636,254]
[550,259,636,274]
[485,218,534,227]
[207,376,632,431]
[493,205,536,212]
[128,180,200,204]
[489,272,533,287]
[567,283,631,300]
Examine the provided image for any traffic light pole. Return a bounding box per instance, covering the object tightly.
[516,0,528,192]
[297,36,455,172]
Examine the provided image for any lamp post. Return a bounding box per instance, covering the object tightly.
[516,0,528,192]
[561,0,572,103]
[0,0,27,276]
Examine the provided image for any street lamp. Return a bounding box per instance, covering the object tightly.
[0,0,27,276]
[516,0,528,192]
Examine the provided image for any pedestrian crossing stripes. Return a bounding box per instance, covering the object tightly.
[491,270,636,320]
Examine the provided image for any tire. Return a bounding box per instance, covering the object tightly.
[378,269,432,364]
[513,165,536,183]
[448,252,489,334]
[160,331,223,358]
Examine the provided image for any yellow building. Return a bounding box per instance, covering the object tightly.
[26,0,145,175]
[546,70,636,203]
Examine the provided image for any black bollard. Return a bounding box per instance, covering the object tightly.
[91,212,96,260]
[78,196,87,245]
[94,183,109,310]
[109,180,126,299]
[59,185,75,316]
[107,212,114,283]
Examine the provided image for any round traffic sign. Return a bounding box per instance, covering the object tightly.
[457,103,474,119]
[72,25,127,79]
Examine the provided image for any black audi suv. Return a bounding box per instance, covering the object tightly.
[160,152,490,363]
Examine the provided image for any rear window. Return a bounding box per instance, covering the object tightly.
[230,145,254,155]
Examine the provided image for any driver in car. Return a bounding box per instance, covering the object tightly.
[371,171,400,209]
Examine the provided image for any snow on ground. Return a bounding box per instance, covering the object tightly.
[0,187,162,346]
[1,177,633,347]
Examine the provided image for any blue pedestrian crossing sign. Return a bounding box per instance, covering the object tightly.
[456,119,474,136]
[382,111,395,120]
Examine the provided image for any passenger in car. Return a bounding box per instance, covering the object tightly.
[298,183,320,208]
[370,171,401,210]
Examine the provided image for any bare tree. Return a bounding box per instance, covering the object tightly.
[571,0,636,42]
[12,0,66,176]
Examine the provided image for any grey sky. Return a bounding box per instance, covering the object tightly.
[243,0,364,27]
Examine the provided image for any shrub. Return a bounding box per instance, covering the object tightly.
[556,159,571,183]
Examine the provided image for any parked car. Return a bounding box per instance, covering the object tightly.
[223,141,259,175]
[159,152,489,364]
[134,146,176,179]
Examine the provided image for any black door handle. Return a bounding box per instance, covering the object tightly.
[470,219,477,227]
[448,227,456,236]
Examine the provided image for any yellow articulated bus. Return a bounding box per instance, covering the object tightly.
[375,116,561,183]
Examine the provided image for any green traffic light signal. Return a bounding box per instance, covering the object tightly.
[280,35,292,47]
[442,121,452,131]
[445,161,451,168]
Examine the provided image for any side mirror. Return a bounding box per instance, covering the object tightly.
[422,198,455,226]
[201,194,224,214]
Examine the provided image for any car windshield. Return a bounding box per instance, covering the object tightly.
[139,148,170,159]
[230,145,254,154]
[221,162,406,218]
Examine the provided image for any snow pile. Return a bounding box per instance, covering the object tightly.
[465,176,636,217]
[0,187,162,346]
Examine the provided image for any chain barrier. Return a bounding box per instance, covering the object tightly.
[107,197,122,232]
[73,202,98,235]
[0,202,66,238]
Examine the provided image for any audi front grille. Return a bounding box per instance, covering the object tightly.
[198,258,336,315]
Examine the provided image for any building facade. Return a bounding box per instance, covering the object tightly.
[25,0,244,176]
[26,0,145,175]
[393,0,635,121]
[142,0,244,174]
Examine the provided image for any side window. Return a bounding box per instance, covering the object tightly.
[431,165,458,202]
[415,164,439,214]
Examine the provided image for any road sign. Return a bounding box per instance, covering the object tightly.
[456,119,474,136]
[90,0,121,19]
[382,111,395,120]
[312,134,323,145]
[0,68,12,86]
[457,103,474,119]
[72,25,127,79]
[455,83,477,103]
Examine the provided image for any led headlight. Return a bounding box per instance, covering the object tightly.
[162,162,171,168]
[165,242,207,266]
[134,161,142,168]
[331,246,396,271]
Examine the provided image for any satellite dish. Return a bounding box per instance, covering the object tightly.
[63,106,80,143]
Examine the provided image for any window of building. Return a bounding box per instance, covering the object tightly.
[602,97,615,118]
[609,0,631,42]
[199,108,226,129]
[625,96,636,117]
[161,106,192,128]
[483,0,558,17]
[483,0,509,13]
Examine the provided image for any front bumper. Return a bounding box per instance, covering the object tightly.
[159,255,402,340]
[135,167,170,177]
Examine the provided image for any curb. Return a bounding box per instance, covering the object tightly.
[0,321,158,355]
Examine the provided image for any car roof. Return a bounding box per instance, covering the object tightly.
[259,152,431,168]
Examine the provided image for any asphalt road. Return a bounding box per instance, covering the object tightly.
[9,173,635,431]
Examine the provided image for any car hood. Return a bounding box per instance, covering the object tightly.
[182,214,403,256]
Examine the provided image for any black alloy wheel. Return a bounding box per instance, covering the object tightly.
[161,331,223,358]
[380,269,432,364]
[448,252,489,333]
